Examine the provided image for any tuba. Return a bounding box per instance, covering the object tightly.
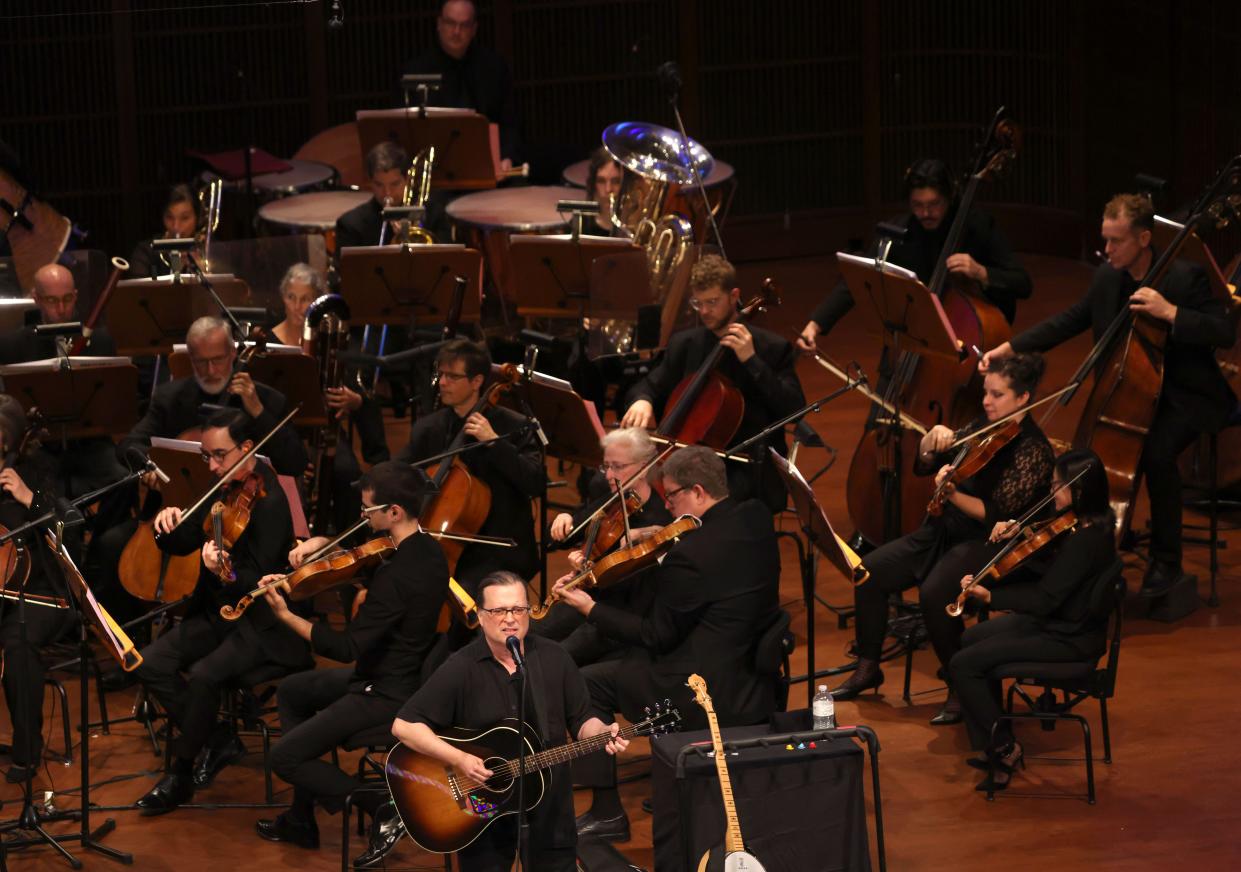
[303,293,352,534]
[593,121,711,356]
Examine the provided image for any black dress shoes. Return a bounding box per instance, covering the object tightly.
[194,734,246,788]
[574,810,630,842]
[353,801,405,868]
[829,658,884,701]
[256,811,320,849]
[929,692,962,726]
[136,771,195,816]
[1140,561,1183,598]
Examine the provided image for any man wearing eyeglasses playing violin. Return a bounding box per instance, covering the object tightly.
[253,461,448,867]
[619,254,805,513]
[132,409,308,816]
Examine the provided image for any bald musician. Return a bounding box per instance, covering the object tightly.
[0,263,116,364]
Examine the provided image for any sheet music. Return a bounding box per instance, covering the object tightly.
[836,251,919,281]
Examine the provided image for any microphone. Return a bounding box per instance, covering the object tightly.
[505,635,525,669]
[123,445,171,484]
[656,61,682,104]
[33,321,82,337]
[327,0,344,29]
[145,457,171,485]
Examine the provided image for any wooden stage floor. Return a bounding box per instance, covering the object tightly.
[1,253,1238,870]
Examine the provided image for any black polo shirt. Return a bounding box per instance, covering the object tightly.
[397,634,591,849]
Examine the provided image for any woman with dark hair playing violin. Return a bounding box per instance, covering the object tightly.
[132,409,308,816]
[830,353,1054,725]
[0,396,75,784]
[948,449,1116,792]
[255,461,449,867]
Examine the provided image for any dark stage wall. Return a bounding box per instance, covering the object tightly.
[2,0,1239,263]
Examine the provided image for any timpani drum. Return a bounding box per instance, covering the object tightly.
[201,159,339,199]
[257,190,373,258]
[446,186,574,299]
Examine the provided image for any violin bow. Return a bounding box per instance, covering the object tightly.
[566,443,676,541]
[160,404,301,537]
[303,504,391,564]
[950,383,1075,449]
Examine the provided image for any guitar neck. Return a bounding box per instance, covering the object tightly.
[514,721,646,774]
[702,705,745,854]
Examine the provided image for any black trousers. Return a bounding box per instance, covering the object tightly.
[1140,404,1200,568]
[135,613,270,763]
[853,531,997,667]
[271,666,401,815]
[0,604,71,767]
[529,602,624,667]
[948,613,1098,750]
[575,657,658,791]
[456,816,577,872]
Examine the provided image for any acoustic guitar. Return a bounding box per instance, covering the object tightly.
[687,673,768,872]
[385,703,680,854]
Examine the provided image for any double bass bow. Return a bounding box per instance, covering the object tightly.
[1057,155,1241,538]
[846,108,1020,545]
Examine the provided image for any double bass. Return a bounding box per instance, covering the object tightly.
[846,108,1020,545]
[1067,155,1241,539]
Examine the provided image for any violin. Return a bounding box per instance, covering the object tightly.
[220,535,395,621]
[926,417,1022,516]
[948,511,1079,617]
[656,279,780,449]
[0,407,47,591]
[531,514,702,619]
[419,364,521,569]
[206,471,267,580]
[580,489,644,563]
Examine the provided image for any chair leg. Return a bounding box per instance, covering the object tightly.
[903,643,914,703]
[1209,432,1220,608]
[1067,713,1095,805]
[259,721,274,804]
[1099,697,1112,764]
[341,792,353,872]
[44,679,72,763]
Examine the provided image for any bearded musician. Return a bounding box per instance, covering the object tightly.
[132,409,308,815]
[620,254,806,513]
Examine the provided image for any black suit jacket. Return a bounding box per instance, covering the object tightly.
[119,375,309,476]
[625,323,806,511]
[588,498,782,730]
[811,207,1032,332]
[396,404,544,586]
[334,198,384,251]
[0,310,116,364]
[1011,257,1237,432]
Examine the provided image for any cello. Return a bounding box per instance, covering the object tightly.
[1066,156,1241,540]
[655,279,780,449]
[846,108,1020,545]
[418,364,521,569]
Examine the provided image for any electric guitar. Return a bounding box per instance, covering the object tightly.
[688,673,768,872]
[385,702,680,854]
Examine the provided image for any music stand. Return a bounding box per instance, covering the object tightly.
[167,343,328,428]
[1153,215,1232,302]
[0,358,139,442]
[0,298,35,331]
[770,449,868,708]
[337,245,483,328]
[107,275,252,356]
[837,251,961,543]
[356,108,499,190]
[508,234,644,321]
[495,365,605,469]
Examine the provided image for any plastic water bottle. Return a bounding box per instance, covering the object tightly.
[812,685,836,730]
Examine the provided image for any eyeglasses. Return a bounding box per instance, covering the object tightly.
[479,605,531,618]
[662,485,690,503]
[598,461,637,474]
[688,295,729,311]
[436,370,469,382]
[200,445,240,464]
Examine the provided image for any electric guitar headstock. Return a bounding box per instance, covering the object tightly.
[636,700,682,738]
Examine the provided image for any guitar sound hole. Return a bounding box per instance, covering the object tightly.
[479,756,512,792]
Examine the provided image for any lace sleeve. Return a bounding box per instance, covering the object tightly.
[985,435,1054,525]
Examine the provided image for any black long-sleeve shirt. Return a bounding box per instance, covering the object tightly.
[811,207,1032,333]
[625,323,806,511]
[401,42,522,161]
[397,404,544,585]
[119,375,308,477]
[309,530,447,700]
[0,449,79,598]
[1011,256,1236,432]
[0,308,116,364]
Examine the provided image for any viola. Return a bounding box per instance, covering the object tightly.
[846,108,1019,545]
[948,511,1078,617]
[581,489,644,562]
[205,471,266,580]
[530,514,702,619]
[419,364,522,570]
[657,279,780,449]
[219,534,394,621]
[926,417,1022,516]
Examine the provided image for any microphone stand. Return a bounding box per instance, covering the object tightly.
[512,642,531,872]
[722,381,860,460]
[664,68,728,259]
